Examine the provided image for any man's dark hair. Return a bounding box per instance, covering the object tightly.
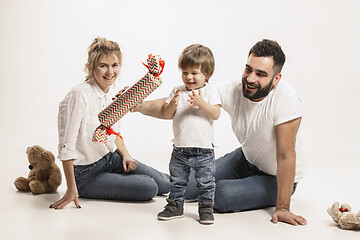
[249,39,286,74]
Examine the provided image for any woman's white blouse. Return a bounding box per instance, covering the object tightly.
[57,81,120,165]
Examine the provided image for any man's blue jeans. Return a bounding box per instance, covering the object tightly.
[74,151,170,201]
[169,147,215,203]
[185,147,297,212]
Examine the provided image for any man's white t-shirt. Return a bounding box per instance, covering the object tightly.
[218,80,303,182]
[165,83,221,149]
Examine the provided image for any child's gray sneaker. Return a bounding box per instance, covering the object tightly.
[198,202,214,224]
[157,198,184,221]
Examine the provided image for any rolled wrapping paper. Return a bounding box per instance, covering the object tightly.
[92,54,165,143]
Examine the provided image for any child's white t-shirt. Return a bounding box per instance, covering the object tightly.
[165,83,221,149]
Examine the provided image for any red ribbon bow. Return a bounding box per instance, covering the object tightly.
[141,54,165,77]
[105,127,123,141]
[339,207,349,212]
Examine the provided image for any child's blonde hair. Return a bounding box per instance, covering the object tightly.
[178,44,215,80]
[84,37,122,82]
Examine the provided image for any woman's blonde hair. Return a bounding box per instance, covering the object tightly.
[84,37,122,82]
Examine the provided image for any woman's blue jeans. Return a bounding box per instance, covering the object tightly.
[185,147,297,212]
[169,147,215,203]
[74,151,170,201]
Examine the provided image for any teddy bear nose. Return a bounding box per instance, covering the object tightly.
[29,165,33,170]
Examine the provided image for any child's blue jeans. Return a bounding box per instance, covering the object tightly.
[169,146,215,203]
[185,147,298,212]
[74,151,170,201]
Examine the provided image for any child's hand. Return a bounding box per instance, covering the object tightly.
[169,89,180,107]
[188,89,205,107]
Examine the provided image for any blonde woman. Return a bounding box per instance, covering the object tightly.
[50,37,170,209]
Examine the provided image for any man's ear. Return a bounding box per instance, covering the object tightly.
[273,73,282,87]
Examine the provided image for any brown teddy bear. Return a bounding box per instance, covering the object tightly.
[327,202,360,230]
[14,145,62,195]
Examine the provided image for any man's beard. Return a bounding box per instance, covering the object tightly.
[242,77,274,101]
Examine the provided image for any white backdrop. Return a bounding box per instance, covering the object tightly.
[1,0,360,168]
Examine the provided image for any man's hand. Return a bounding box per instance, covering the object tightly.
[130,100,146,113]
[271,209,307,226]
[113,86,148,114]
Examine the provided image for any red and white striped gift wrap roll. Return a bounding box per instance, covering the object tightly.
[92,54,165,144]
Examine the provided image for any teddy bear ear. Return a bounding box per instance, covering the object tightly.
[40,151,54,162]
[26,146,31,154]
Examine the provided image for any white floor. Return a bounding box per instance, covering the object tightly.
[2,150,360,240]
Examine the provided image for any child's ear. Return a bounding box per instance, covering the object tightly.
[204,73,210,82]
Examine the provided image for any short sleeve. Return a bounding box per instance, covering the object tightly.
[206,84,222,106]
[216,81,241,115]
[272,87,302,126]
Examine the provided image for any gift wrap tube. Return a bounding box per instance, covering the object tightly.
[93,54,164,143]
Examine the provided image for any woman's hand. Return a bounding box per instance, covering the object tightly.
[50,187,80,210]
[50,160,80,210]
[123,156,138,173]
[112,86,129,100]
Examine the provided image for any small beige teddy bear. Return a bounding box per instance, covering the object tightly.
[327,202,360,230]
[14,145,62,195]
